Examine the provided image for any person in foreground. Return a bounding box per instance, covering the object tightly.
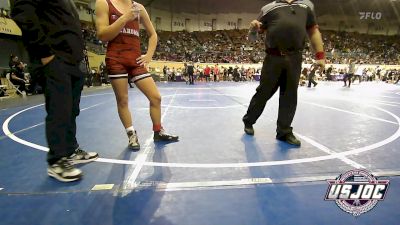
[12,0,98,182]
[242,0,325,146]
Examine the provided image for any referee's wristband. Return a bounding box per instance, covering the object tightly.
[315,51,325,60]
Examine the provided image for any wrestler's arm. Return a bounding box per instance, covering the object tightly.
[136,4,157,66]
[95,0,137,41]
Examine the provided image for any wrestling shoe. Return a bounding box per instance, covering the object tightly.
[154,129,179,142]
[127,130,140,150]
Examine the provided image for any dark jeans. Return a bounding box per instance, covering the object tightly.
[243,53,302,137]
[43,57,84,165]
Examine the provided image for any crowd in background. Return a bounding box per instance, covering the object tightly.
[2,26,399,98]
[298,63,400,87]
[155,64,260,83]
[155,63,400,85]
[81,25,399,65]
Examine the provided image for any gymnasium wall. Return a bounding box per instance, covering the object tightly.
[74,5,399,35]
[146,8,256,31]
[2,0,399,35]
[318,15,400,35]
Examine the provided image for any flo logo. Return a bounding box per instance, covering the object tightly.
[325,169,389,216]
[359,12,382,20]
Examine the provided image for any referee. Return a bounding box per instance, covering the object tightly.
[243,0,325,146]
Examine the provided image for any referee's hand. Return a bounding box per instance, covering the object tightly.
[250,20,262,32]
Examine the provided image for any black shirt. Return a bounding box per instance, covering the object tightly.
[258,0,317,50]
[187,65,194,74]
[12,0,84,65]
[10,65,25,80]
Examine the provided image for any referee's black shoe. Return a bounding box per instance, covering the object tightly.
[244,123,254,136]
[276,133,301,146]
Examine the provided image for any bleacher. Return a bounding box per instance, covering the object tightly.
[82,25,400,65]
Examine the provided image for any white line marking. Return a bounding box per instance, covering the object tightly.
[0,101,109,140]
[160,93,247,109]
[3,96,400,169]
[0,188,3,191]
[188,99,217,102]
[81,102,110,111]
[81,93,114,98]
[295,133,365,169]
[153,86,251,91]
[96,158,137,165]
[157,178,272,191]
[303,102,398,125]
[0,122,44,141]
[161,105,243,109]
[123,90,178,188]
[373,102,400,107]
[379,95,400,99]
[373,100,400,105]
[83,93,248,110]
[123,139,153,189]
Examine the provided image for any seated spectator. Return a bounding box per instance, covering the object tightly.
[10,62,29,94]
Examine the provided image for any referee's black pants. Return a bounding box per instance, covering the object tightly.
[188,72,194,84]
[43,57,84,165]
[243,53,302,137]
[307,74,317,87]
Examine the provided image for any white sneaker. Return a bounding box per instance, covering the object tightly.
[48,157,82,182]
[68,148,99,164]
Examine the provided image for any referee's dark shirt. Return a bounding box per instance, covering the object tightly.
[258,0,318,51]
[187,65,194,74]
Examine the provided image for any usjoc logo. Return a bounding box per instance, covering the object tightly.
[325,169,389,216]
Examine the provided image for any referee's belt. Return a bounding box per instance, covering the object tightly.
[266,48,302,56]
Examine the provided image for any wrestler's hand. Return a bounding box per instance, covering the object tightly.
[41,55,55,65]
[137,54,151,66]
[122,5,141,22]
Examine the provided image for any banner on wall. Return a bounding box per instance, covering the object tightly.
[172,18,185,28]
[0,17,22,36]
